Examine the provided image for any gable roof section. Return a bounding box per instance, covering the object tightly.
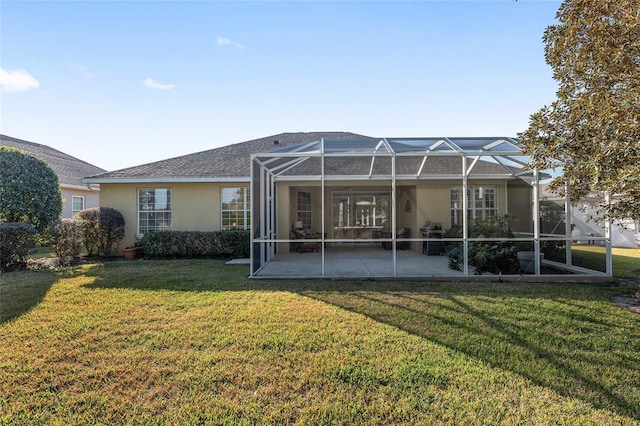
[1,134,106,189]
[84,132,374,183]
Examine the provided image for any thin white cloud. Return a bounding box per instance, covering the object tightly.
[143,78,175,90]
[0,68,40,92]
[216,36,244,49]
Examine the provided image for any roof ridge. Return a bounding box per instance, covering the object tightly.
[86,131,370,178]
[1,134,107,171]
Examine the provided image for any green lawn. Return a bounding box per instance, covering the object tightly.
[1,256,639,424]
[572,246,640,278]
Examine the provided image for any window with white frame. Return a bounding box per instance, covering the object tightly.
[221,187,250,230]
[138,188,172,234]
[71,195,85,217]
[297,191,312,229]
[450,186,498,226]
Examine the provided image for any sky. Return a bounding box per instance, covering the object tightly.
[1,0,562,172]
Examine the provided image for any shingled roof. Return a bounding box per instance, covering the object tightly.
[1,134,106,188]
[84,132,374,182]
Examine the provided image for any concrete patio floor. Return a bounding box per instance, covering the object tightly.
[253,245,464,279]
[250,244,611,281]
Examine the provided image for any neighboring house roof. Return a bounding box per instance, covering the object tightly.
[84,132,375,183]
[1,134,106,189]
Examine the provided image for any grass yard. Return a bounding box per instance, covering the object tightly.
[1,255,639,424]
[572,246,640,278]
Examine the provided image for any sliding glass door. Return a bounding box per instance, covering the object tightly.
[332,191,390,240]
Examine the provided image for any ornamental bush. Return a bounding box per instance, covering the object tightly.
[141,230,249,258]
[0,222,37,271]
[52,219,82,263]
[76,207,125,257]
[0,147,62,233]
[445,215,519,275]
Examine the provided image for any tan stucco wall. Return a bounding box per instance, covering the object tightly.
[99,182,245,249]
[60,188,100,218]
[101,178,526,252]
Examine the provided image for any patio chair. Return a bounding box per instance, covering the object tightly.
[382,227,411,250]
[291,229,321,253]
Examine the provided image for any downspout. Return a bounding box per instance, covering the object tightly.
[85,183,100,193]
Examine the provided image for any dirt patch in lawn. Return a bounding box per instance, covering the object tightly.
[611,273,640,314]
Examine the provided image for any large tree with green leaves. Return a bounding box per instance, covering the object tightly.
[519,0,639,222]
[0,146,62,232]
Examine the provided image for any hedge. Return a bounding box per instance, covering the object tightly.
[140,230,249,258]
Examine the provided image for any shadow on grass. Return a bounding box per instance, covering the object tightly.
[0,268,59,323]
[82,259,640,419]
[303,285,640,420]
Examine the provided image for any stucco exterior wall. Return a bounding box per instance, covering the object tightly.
[99,182,246,249]
[101,177,528,253]
[60,187,100,218]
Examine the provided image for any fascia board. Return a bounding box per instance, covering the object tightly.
[60,183,100,191]
[82,177,250,184]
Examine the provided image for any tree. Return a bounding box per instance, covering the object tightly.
[0,146,63,231]
[518,0,640,222]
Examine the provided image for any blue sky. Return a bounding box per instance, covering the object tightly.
[1,1,561,171]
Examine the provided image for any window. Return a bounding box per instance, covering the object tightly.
[221,187,250,230]
[450,186,498,226]
[71,195,85,217]
[297,191,312,228]
[138,188,172,234]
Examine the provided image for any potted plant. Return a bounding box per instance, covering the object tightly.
[123,239,143,260]
[517,251,544,274]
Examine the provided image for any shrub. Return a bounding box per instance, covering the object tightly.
[447,242,519,275]
[0,147,62,233]
[218,230,250,257]
[141,230,249,258]
[76,207,125,257]
[445,215,519,275]
[0,222,37,271]
[52,219,82,263]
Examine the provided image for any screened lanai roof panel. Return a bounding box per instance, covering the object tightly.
[467,156,521,176]
[258,137,529,178]
[324,156,392,176]
[483,140,522,153]
[280,157,322,176]
[446,137,510,152]
[419,156,464,176]
[395,156,425,175]
[323,138,386,154]
[264,139,322,154]
[386,138,460,154]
